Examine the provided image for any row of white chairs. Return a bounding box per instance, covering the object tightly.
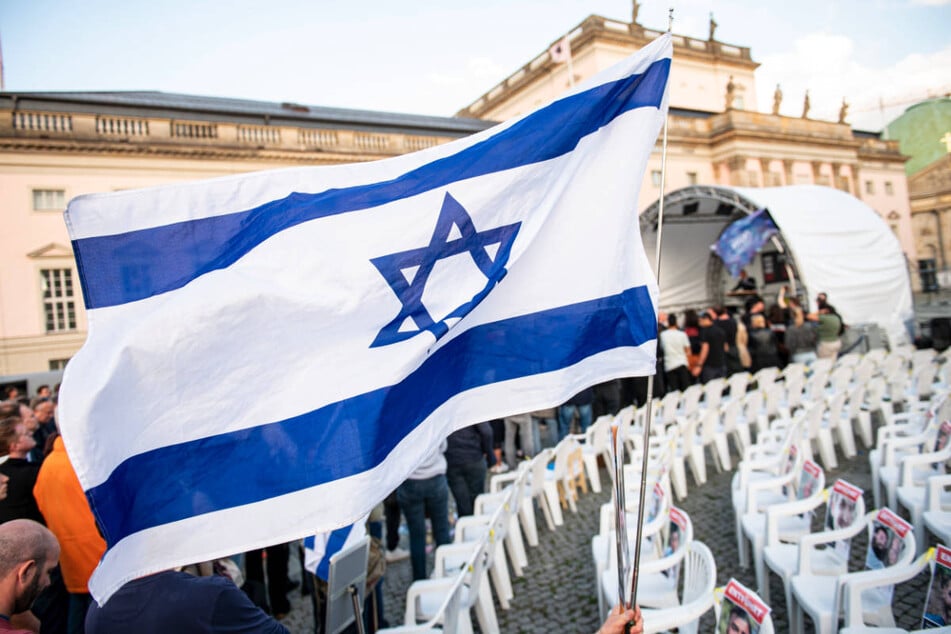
[383,425,613,632]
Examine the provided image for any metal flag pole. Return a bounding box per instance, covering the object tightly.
[626,8,674,616]
[611,420,630,611]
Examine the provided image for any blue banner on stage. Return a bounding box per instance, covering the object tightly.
[712,209,778,278]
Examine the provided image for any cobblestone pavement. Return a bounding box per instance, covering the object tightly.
[279,425,936,633]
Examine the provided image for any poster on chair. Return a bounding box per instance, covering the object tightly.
[661,506,688,582]
[718,578,770,634]
[922,544,951,628]
[865,507,912,604]
[824,479,863,562]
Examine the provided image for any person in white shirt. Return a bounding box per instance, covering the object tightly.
[397,441,451,580]
[659,314,692,393]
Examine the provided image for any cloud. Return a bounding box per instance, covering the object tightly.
[910,0,951,5]
[756,32,951,130]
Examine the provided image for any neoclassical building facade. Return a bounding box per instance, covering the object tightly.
[0,92,491,373]
[458,11,913,253]
[0,6,913,373]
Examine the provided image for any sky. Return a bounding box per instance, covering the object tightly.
[1,0,949,132]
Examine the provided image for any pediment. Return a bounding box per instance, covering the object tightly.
[27,243,74,259]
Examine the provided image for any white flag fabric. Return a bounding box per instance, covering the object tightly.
[304,517,367,581]
[61,34,670,602]
[549,36,571,64]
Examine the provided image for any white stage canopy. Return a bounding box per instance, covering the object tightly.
[640,185,913,344]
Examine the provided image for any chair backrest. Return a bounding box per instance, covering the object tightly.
[845,384,867,420]
[681,540,715,605]
[681,385,704,418]
[782,362,807,382]
[703,377,727,412]
[728,371,751,400]
[913,348,937,374]
[852,357,876,385]
[864,348,887,366]
[720,398,742,434]
[915,361,939,400]
[803,400,826,439]
[864,376,887,412]
[785,369,806,410]
[695,408,719,444]
[826,389,848,423]
[754,366,780,393]
[529,448,554,495]
[741,389,763,424]
[837,352,862,369]
[660,392,681,426]
[763,382,784,418]
[829,365,854,392]
[433,539,476,577]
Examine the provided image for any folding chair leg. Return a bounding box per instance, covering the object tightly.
[519,499,540,545]
[489,542,513,609]
[474,581,499,634]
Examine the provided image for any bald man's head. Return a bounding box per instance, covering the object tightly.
[0,520,59,613]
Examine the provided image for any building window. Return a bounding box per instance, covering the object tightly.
[864,181,874,195]
[41,269,77,333]
[885,181,894,195]
[32,189,65,211]
[686,171,698,186]
[651,170,662,187]
[48,358,70,371]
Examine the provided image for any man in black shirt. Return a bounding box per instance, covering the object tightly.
[694,313,728,383]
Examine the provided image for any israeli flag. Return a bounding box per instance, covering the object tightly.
[61,34,670,602]
[304,518,367,582]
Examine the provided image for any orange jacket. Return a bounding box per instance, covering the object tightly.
[33,437,107,593]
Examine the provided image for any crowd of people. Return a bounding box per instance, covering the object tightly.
[656,278,847,393]
[0,379,643,633]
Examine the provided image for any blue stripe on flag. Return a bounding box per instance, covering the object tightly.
[316,526,353,581]
[71,58,670,310]
[86,285,655,547]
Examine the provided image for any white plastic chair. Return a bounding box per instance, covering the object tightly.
[599,507,692,617]
[679,384,704,421]
[702,377,727,416]
[474,487,526,576]
[403,539,494,634]
[839,550,933,634]
[754,366,780,394]
[741,459,826,602]
[490,455,544,542]
[543,438,581,521]
[731,424,804,569]
[675,412,706,486]
[726,371,751,404]
[882,432,951,513]
[592,496,672,620]
[575,415,612,494]
[454,501,513,611]
[382,569,464,633]
[825,388,858,459]
[763,485,867,618]
[869,404,940,509]
[791,511,917,634]
[923,473,951,548]
[640,541,717,634]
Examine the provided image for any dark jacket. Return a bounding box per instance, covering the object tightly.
[445,422,495,467]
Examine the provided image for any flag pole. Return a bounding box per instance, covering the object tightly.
[626,8,673,615]
[611,421,630,612]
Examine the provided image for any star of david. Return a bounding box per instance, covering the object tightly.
[370,192,521,348]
